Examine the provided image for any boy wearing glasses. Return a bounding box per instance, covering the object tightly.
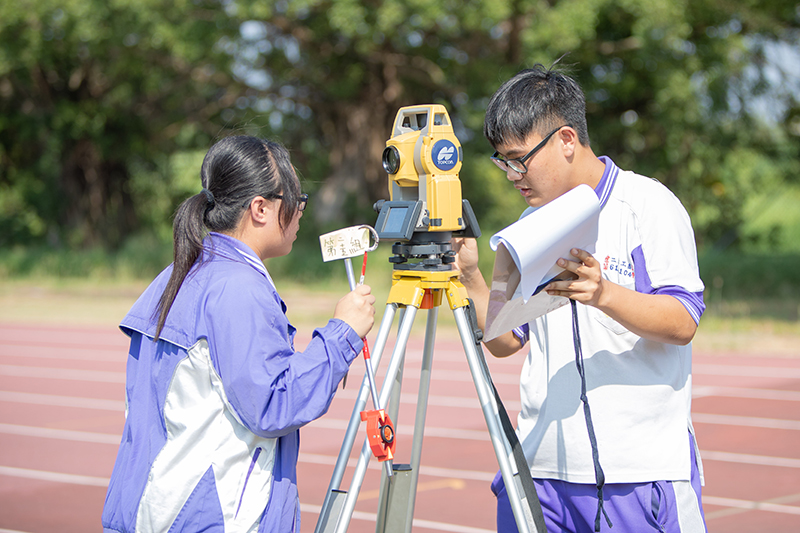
[454,65,708,532]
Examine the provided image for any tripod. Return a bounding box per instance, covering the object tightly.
[314,237,541,533]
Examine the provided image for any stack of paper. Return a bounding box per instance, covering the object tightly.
[484,184,601,341]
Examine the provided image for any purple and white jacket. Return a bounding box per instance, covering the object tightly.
[102,233,362,532]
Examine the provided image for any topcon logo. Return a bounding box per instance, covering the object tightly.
[438,146,454,163]
[432,140,458,171]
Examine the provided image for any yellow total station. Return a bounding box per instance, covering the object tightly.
[377,104,474,241]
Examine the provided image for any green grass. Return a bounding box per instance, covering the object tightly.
[1,239,799,326]
[1,241,798,356]
[0,234,173,281]
[698,251,800,326]
[699,251,800,300]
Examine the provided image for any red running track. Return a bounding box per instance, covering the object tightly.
[1,321,799,532]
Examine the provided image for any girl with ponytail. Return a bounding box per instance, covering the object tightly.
[102,136,376,533]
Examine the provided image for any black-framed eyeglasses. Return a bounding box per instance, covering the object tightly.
[490,124,572,174]
[242,193,309,211]
[274,193,309,212]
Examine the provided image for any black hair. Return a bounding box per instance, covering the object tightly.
[154,135,300,339]
[484,62,590,149]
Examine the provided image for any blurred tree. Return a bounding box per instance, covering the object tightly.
[230,0,800,245]
[558,0,800,248]
[230,1,512,226]
[0,0,253,247]
[1,0,798,252]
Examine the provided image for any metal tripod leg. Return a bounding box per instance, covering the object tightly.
[330,304,418,533]
[373,302,537,533]
[451,305,537,533]
[315,303,419,533]
[314,304,398,533]
[376,306,439,533]
[315,274,538,533]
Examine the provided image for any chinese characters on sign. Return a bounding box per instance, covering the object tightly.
[319,226,374,262]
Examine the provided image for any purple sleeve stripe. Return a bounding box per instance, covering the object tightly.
[512,324,529,344]
[654,286,706,325]
[631,244,705,324]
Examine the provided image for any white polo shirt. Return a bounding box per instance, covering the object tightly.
[515,157,706,485]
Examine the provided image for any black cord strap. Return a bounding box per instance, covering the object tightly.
[571,299,613,531]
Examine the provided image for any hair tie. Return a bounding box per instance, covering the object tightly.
[201,188,215,207]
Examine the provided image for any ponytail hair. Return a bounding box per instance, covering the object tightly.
[154,136,300,340]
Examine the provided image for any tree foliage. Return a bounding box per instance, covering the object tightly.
[1,0,799,252]
[0,0,251,247]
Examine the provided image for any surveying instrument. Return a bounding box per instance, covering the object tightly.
[314,105,545,533]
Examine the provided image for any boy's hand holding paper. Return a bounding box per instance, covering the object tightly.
[484,184,601,341]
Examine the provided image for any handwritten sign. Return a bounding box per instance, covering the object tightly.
[319,225,378,262]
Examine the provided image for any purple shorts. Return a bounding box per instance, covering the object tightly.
[492,433,707,532]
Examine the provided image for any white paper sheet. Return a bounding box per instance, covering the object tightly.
[489,184,601,303]
[483,185,601,341]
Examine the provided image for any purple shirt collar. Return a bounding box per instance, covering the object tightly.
[594,156,619,208]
